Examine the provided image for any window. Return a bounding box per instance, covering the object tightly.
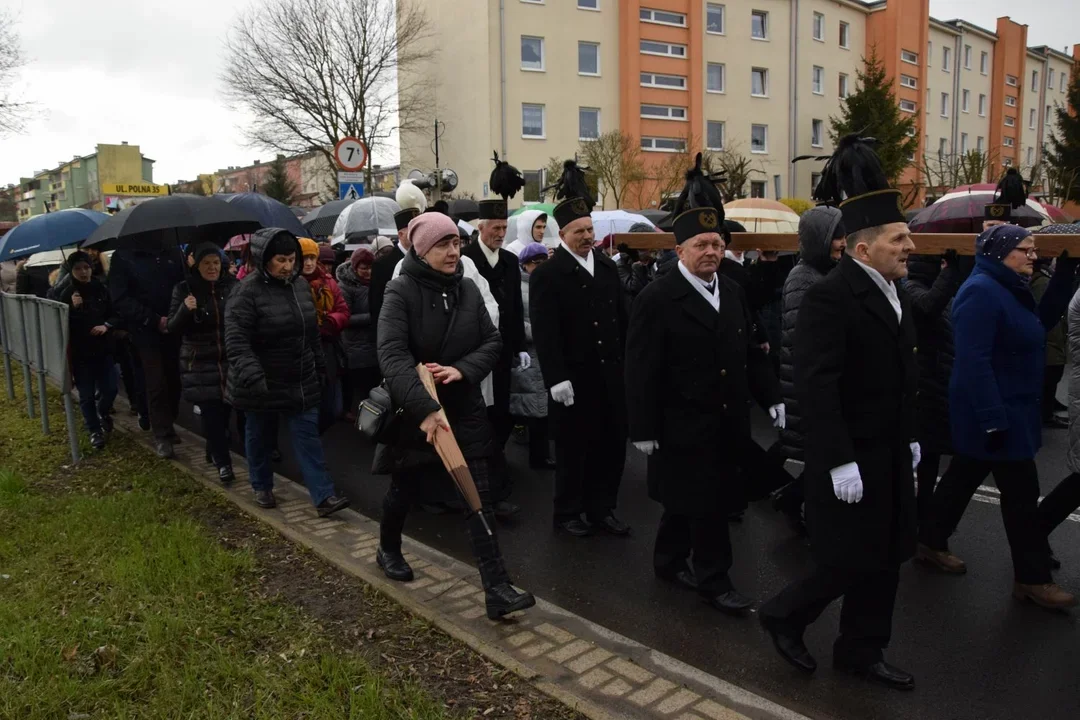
[640,40,686,58]
[707,121,725,150]
[1006,74,1018,86]
[774,175,782,201]
[1062,73,1068,93]
[521,0,542,4]
[812,66,824,94]
[1003,136,1015,148]
[812,12,824,42]
[838,73,850,98]
[811,172,822,193]
[640,104,687,120]
[962,89,970,112]
[522,103,545,137]
[640,72,687,90]
[752,68,768,96]
[927,41,932,67]
[1005,95,1016,108]
[1004,115,1015,127]
[1047,105,1052,124]
[752,10,768,40]
[901,49,918,65]
[964,45,972,69]
[977,136,985,152]
[1031,70,1039,91]
[839,21,850,49]
[640,136,687,153]
[750,181,766,198]
[707,63,725,93]
[961,133,969,153]
[640,8,686,26]
[521,36,544,71]
[577,0,598,9]
[706,3,725,34]
[899,99,917,113]
[938,138,948,156]
[578,42,599,75]
[751,124,768,153]
[941,92,949,117]
[1048,69,1055,89]
[811,119,823,148]
[942,46,951,72]
[1029,108,1037,129]
[579,108,600,140]
[980,51,989,74]
[979,94,987,116]
[900,74,917,89]
[522,170,543,203]
[1003,157,1013,167]
[1027,147,1035,165]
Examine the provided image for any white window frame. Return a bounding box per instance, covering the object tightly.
[839,73,850,98]
[706,63,726,94]
[812,12,825,42]
[577,0,599,10]
[962,89,970,112]
[750,180,767,198]
[811,172,822,193]
[521,36,545,72]
[1029,108,1037,129]
[960,132,969,153]
[1004,115,1015,127]
[640,40,686,58]
[750,124,769,154]
[578,41,600,76]
[938,138,948,156]
[942,46,951,72]
[640,104,688,121]
[1005,95,1017,108]
[977,136,985,152]
[900,74,917,89]
[812,66,824,95]
[1062,73,1068,93]
[751,10,769,40]
[928,41,933,67]
[639,7,687,27]
[839,21,850,49]
[1003,157,1013,167]
[980,51,989,75]
[522,103,546,139]
[706,120,725,151]
[751,67,769,97]
[639,71,682,90]
[901,49,919,65]
[1027,146,1035,165]
[811,118,824,148]
[940,92,950,118]
[578,107,600,141]
[520,0,543,4]
[640,136,687,153]
[1006,74,1018,87]
[964,45,972,69]
[899,99,917,113]
[979,94,987,116]
[1031,70,1039,92]
[706,3,725,35]
[1048,68,1055,89]
[1003,136,1015,148]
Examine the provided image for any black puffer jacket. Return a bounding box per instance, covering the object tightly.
[373,249,502,474]
[59,277,119,359]
[778,206,842,460]
[335,262,377,370]
[168,272,237,404]
[224,229,325,413]
[903,255,961,454]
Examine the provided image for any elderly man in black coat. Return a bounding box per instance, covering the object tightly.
[760,137,919,691]
[626,207,782,614]
[530,196,630,537]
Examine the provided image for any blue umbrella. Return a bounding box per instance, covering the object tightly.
[224,193,307,238]
[0,208,110,261]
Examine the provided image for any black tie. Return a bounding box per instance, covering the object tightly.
[705,282,715,294]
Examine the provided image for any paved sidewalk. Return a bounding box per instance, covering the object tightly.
[116,406,810,720]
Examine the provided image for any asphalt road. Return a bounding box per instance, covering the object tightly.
[174,392,1080,720]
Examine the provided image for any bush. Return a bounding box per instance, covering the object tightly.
[779,198,814,216]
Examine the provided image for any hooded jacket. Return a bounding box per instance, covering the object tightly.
[335,261,377,369]
[108,244,187,347]
[509,270,548,418]
[168,268,237,405]
[224,228,325,413]
[59,275,119,359]
[777,205,843,460]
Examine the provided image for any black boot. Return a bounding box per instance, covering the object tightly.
[317,495,350,518]
[485,583,536,620]
[254,489,276,508]
[376,546,414,582]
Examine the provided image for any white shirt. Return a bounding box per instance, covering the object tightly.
[677,260,720,312]
[560,240,594,276]
[851,256,902,323]
[478,239,501,269]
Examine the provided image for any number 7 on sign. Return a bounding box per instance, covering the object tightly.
[334,137,368,172]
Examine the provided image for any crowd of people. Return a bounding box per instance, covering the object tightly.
[5,143,1080,684]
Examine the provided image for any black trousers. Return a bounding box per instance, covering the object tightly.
[136,340,181,440]
[654,511,733,596]
[487,360,514,503]
[115,340,147,417]
[527,416,551,466]
[761,564,901,666]
[380,459,510,589]
[920,455,1051,585]
[1043,365,1065,420]
[199,400,235,469]
[1039,471,1080,535]
[550,394,626,523]
[916,451,943,529]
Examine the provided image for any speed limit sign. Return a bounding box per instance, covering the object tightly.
[334,137,368,171]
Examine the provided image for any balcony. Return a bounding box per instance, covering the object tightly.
[21,190,36,201]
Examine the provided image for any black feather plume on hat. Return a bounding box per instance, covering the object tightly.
[812,134,890,205]
[672,153,726,217]
[546,159,595,208]
[489,151,526,200]
[993,167,1028,208]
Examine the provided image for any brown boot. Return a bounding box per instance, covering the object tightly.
[916,543,967,574]
[1012,583,1077,610]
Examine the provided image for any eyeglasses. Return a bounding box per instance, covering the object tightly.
[1011,246,1039,258]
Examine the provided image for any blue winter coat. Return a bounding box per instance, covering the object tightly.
[949,255,1072,461]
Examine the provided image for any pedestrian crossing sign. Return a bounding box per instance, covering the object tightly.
[339,182,364,200]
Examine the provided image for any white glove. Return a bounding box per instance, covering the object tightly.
[550,380,575,407]
[633,440,659,455]
[829,462,863,504]
[910,441,921,471]
[769,404,786,429]
[518,351,532,370]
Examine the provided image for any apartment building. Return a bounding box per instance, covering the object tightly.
[398,0,1077,209]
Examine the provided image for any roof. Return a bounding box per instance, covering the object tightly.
[1029,45,1076,64]
[945,19,998,42]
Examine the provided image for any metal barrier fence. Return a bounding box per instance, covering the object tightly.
[0,292,81,464]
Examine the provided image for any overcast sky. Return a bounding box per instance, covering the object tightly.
[0,0,1076,186]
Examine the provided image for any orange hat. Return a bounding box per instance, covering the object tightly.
[298,237,319,258]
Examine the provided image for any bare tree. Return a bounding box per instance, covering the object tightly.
[918,149,997,199]
[221,0,434,187]
[0,10,31,136]
[576,131,645,209]
[707,146,763,202]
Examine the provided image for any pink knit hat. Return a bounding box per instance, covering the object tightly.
[408,213,459,258]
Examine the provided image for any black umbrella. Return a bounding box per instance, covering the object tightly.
[83,195,262,250]
[301,199,357,237]
[449,198,479,221]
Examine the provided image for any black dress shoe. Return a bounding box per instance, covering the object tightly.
[493,500,521,519]
[270,449,283,462]
[254,489,277,508]
[834,659,914,691]
[485,583,536,620]
[590,514,631,536]
[90,432,106,450]
[317,495,350,518]
[218,466,235,484]
[760,615,817,674]
[655,566,699,591]
[555,519,593,537]
[529,458,557,470]
[376,547,414,581]
[155,439,175,459]
[704,589,754,615]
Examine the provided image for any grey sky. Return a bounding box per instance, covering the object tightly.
[0,0,1076,186]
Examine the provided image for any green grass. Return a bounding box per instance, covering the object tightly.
[0,378,449,720]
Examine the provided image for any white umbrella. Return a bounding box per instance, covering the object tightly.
[934,189,1050,221]
[590,210,655,248]
[331,196,401,245]
[723,199,801,234]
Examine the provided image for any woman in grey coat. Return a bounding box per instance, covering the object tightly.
[1038,285,1080,539]
[336,247,379,419]
[509,242,554,468]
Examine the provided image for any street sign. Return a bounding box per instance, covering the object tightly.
[337,171,364,184]
[334,137,368,171]
[339,182,365,201]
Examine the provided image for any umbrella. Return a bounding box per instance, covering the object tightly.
[509,202,557,218]
[449,198,479,221]
[84,195,262,250]
[1037,201,1074,224]
[908,190,1048,233]
[330,197,401,245]
[301,199,357,237]
[224,234,252,251]
[0,209,109,261]
[224,193,307,238]
[636,209,671,226]
[289,205,308,218]
[590,210,656,248]
[1033,223,1080,235]
[723,199,801,234]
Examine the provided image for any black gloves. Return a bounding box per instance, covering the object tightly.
[985,430,1006,454]
[942,249,958,268]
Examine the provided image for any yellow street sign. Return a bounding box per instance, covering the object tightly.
[101,182,169,196]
